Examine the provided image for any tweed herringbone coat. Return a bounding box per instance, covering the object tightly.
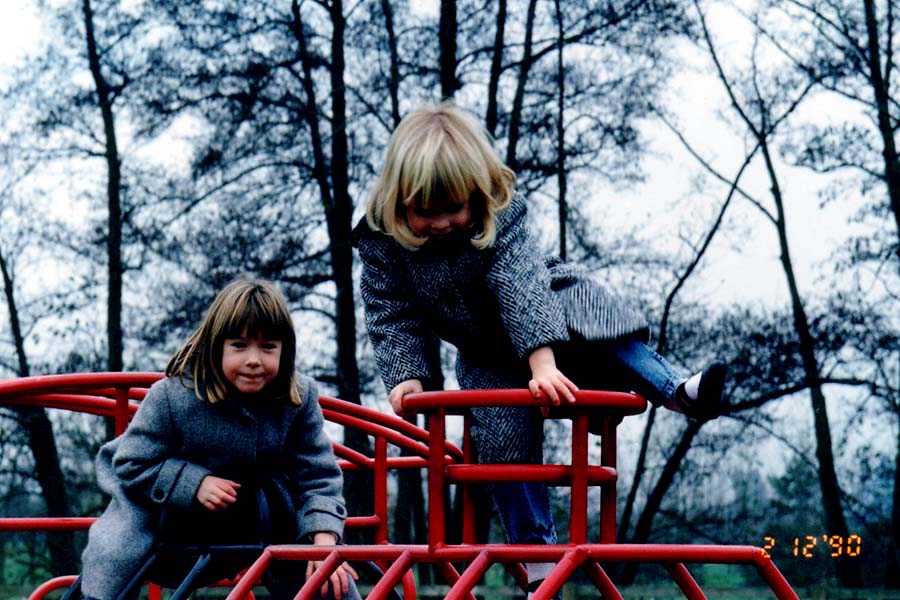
[80,375,346,600]
[354,194,648,465]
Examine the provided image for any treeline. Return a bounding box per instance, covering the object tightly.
[0,0,897,592]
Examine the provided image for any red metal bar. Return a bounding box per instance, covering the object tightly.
[753,551,801,600]
[665,562,707,600]
[2,374,800,600]
[446,464,616,484]
[148,583,163,600]
[401,570,417,600]
[599,417,617,543]
[321,396,464,461]
[292,551,341,600]
[225,549,272,600]
[502,561,529,595]
[428,409,446,550]
[0,517,95,531]
[367,550,415,600]
[0,372,161,397]
[27,575,77,600]
[582,562,623,600]
[570,414,589,544]
[445,550,493,600]
[0,394,138,417]
[404,389,645,415]
[533,547,585,600]
[114,386,130,436]
[374,436,388,543]
[433,562,475,600]
[345,516,380,530]
[461,413,476,544]
[323,409,433,459]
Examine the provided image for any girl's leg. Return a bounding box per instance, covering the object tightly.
[469,406,559,597]
[603,337,682,407]
[600,337,727,419]
[469,406,556,544]
[490,481,557,545]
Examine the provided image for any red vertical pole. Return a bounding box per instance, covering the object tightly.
[148,583,163,600]
[428,410,446,549]
[570,414,588,544]
[582,562,624,600]
[665,562,707,600]
[374,436,388,543]
[462,413,476,544]
[114,386,129,436]
[599,417,618,543]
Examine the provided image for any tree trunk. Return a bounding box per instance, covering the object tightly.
[380,0,401,126]
[505,0,538,171]
[554,0,567,260]
[1,249,77,573]
[291,0,370,540]
[439,0,457,100]
[863,0,900,270]
[617,405,656,544]
[83,0,123,379]
[888,416,900,587]
[760,140,864,587]
[485,0,507,137]
[618,421,703,583]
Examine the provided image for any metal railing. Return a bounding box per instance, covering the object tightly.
[0,373,799,600]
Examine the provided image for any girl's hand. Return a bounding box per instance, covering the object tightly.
[528,346,578,411]
[196,476,240,512]
[388,379,423,416]
[306,532,359,598]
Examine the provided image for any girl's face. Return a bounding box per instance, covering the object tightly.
[221,329,282,395]
[405,196,472,240]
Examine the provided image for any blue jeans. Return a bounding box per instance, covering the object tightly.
[491,481,558,545]
[603,337,682,406]
[485,337,683,545]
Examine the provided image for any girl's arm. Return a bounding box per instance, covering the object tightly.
[305,532,359,598]
[358,238,442,393]
[109,380,212,510]
[486,196,571,378]
[486,196,569,357]
[285,378,348,543]
[527,345,578,406]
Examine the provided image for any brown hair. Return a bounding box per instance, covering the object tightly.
[366,102,515,250]
[165,278,302,405]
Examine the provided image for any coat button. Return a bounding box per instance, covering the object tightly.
[153,489,165,500]
[337,505,345,515]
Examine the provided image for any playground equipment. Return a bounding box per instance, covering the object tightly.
[0,372,799,599]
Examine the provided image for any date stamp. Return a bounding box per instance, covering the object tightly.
[761,535,862,558]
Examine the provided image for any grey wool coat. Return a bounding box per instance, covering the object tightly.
[80,374,346,600]
[354,194,648,465]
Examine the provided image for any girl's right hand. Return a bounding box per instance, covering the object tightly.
[388,379,423,416]
[196,475,240,512]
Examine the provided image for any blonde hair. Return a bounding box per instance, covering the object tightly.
[366,102,516,249]
[166,278,302,405]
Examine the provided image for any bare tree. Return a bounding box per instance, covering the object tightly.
[0,189,77,573]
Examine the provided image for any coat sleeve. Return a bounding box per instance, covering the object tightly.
[286,378,348,542]
[110,379,212,510]
[358,236,441,392]
[486,195,570,359]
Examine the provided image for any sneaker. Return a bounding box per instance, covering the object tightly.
[674,362,727,421]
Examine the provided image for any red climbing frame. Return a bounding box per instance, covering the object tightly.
[0,373,798,600]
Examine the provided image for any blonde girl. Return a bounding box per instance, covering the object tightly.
[80,278,359,600]
[354,103,726,598]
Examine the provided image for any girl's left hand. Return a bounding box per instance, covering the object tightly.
[528,346,578,411]
[306,532,359,598]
